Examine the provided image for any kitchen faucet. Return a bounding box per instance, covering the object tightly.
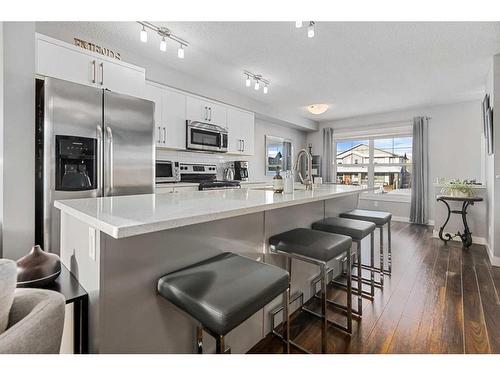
[294,148,313,190]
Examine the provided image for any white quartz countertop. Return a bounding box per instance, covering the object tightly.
[55,184,371,239]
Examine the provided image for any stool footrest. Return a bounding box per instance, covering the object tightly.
[360,264,391,276]
[312,293,362,316]
[329,279,375,300]
[301,306,352,335]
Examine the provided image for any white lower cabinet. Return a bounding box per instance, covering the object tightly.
[156,185,198,193]
[227,108,255,155]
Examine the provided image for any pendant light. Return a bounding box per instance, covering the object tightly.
[140,25,148,43]
[177,44,184,59]
[245,75,251,87]
[160,37,167,52]
[307,22,315,38]
[295,21,303,28]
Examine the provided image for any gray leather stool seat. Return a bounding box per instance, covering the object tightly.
[269,228,352,262]
[158,252,290,353]
[312,217,376,241]
[339,209,392,226]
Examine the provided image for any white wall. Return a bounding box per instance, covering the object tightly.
[307,100,487,238]
[157,118,307,182]
[484,54,500,264]
[1,22,36,260]
[0,22,3,258]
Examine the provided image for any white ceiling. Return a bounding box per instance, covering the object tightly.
[36,22,500,123]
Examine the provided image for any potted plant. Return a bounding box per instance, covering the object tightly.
[441,179,475,198]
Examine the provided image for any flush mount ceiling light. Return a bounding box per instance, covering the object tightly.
[243,70,270,95]
[307,104,329,115]
[137,21,189,59]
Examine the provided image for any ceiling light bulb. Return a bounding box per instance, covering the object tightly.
[308,22,315,38]
[254,80,260,90]
[160,37,167,52]
[178,45,184,59]
[263,85,268,94]
[295,21,303,28]
[140,26,148,43]
[245,75,251,87]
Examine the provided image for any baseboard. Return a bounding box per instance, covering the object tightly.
[392,216,435,226]
[485,243,500,267]
[431,230,487,246]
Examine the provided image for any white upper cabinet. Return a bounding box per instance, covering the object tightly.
[144,83,164,147]
[36,34,145,98]
[227,108,255,155]
[162,88,187,150]
[186,96,227,128]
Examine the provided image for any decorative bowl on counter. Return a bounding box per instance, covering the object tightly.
[16,245,61,288]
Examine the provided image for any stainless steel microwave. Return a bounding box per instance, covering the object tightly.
[186,120,228,153]
[155,160,180,183]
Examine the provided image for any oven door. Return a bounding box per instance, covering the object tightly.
[187,121,227,152]
[156,161,178,183]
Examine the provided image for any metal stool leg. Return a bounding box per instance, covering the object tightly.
[282,288,290,354]
[196,326,203,354]
[356,241,362,316]
[320,264,328,353]
[216,335,229,354]
[387,221,392,274]
[346,247,353,334]
[379,226,384,286]
[370,232,375,297]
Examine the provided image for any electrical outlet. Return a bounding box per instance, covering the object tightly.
[88,227,96,261]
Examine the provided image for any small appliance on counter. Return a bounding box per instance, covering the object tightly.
[234,161,249,181]
[156,160,180,183]
[223,167,235,181]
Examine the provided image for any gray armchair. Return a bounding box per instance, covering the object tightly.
[0,259,65,354]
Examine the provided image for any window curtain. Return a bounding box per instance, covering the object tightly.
[322,128,334,182]
[410,116,429,224]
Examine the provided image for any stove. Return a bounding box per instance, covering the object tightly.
[198,180,241,191]
[178,162,241,190]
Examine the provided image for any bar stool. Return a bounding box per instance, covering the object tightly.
[312,217,377,315]
[269,228,353,353]
[157,252,290,354]
[340,209,393,280]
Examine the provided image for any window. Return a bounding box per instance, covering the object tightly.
[335,136,412,198]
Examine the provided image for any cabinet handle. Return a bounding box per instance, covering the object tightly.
[204,107,208,121]
[242,139,245,152]
[163,127,167,143]
[100,62,104,85]
[92,60,96,83]
[158,126,161,144]
[208,107,212,122]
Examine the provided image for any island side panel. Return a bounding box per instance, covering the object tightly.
[98,212,266,354]
[59,211,101,353]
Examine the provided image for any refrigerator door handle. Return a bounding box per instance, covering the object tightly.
[96,125,103,195]
[106,126,114,195]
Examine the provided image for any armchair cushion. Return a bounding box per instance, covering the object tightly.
[0,259,17,334]
[0,288,65,354]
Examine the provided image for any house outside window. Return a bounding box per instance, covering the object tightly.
[335,136,412,198]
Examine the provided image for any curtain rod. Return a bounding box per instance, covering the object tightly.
[333,116,432,132]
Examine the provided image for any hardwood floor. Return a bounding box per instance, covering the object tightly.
[248,222,500,354]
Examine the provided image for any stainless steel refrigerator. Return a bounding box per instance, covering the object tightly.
[35,77,155,254]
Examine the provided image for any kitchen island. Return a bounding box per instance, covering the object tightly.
[55,184,370,353]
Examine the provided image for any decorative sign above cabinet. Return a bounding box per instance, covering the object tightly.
[73,38,121,60]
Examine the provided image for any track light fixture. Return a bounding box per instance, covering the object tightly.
[137,22,189,59]
[295,21,316,38]
[243,70,270,95]
[308,22,315,38]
